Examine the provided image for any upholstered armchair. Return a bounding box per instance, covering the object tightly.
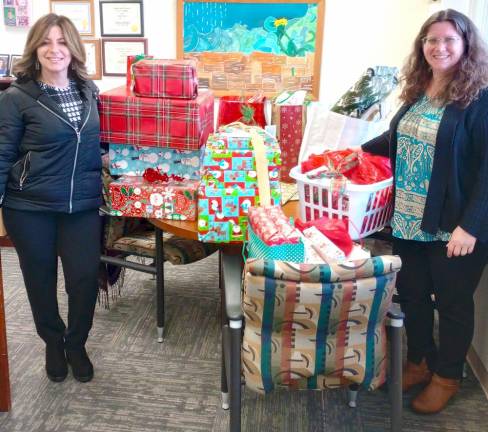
[220,255,404,432]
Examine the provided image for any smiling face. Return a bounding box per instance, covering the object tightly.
[36,25,72,82]
[422,21,465,79]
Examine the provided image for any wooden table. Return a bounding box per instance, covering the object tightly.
[149,200,299,243]
[0,237,12,411]
[148,199,299,333]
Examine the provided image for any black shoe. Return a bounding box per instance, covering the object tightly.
[66,347,94,383]
[45,342,68,382]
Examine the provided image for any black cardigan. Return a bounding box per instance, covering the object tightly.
[362,90,488,243]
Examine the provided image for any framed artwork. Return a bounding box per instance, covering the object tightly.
[0,54,9,76]
[101,37,147,76]
[9,54,22,76]
[3,0,32,27]
[82,38,102,80]
[49,0,95,36]
[176,0,325,99]
[100,0,144,37]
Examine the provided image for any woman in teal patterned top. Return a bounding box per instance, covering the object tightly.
[363,9,488,414]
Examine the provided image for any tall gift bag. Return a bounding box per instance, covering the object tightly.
[272,103,307,183]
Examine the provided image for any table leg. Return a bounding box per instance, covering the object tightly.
[155,227,164,342]
[0,250,11,411]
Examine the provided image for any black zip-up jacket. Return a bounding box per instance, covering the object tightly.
[0,78,102,213]
[362,89,488,242]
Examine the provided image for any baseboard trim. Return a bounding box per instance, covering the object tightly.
[467,346,488,399]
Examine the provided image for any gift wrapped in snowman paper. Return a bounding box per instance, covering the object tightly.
[197,123,281,243]
[108,143,203,179]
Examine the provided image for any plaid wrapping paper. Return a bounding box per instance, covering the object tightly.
[133,59,198,99]
[99,86,214,150]
[242,255,401,394]
[198,126,282,243]
[109,176,199,220]
[108,143,203,179]
[272,104,307,182]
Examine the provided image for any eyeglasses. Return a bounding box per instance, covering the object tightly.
[422,36,461,47]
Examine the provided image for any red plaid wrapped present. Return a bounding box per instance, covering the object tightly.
[272,105,307,183]
[133,59,198,99]
[99,86,214,150]
[109,176,199,220]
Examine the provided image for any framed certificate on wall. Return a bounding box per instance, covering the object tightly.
[50,0,95,37]
[82,38,101,80]
[101,37,147,76]
[100,1,144,37]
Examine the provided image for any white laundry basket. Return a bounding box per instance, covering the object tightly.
[290,166,393,240]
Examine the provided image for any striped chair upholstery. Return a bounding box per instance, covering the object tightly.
[242,255,402,394]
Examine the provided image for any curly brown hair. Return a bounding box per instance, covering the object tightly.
[13,13,88,83]
[400,9,488,108]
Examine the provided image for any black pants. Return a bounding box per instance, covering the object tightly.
[393,238,488,379]
[3,208,101,350]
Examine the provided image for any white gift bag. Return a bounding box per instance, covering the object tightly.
[298,103,391,163]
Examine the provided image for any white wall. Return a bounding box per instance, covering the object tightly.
[1,0,437,104]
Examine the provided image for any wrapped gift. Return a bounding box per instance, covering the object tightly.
[248,206,301,245]
[109,176,199,220]
[272,103,307,183]
[133,59,198,99]
[198,125,281,243]
[217,95,266,128]
[126,54,153,88]
[99,86,214,150]
[108,143,203,179]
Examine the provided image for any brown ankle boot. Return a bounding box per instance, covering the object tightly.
[411,373,460,414]
[402,358,432,392]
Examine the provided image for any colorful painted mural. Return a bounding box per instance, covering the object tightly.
[177,1,325,99]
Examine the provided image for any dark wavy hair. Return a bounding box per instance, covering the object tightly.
[13,13,88,82]
[400,9,488,107]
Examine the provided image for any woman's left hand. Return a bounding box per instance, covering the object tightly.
[446,226,477,258]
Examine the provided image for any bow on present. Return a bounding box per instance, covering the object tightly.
[142,168,184,183]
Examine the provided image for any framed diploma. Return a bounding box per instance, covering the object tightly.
[100,1,144,37]
[82,38,101,80]
[50,0,95,37]
[102,37,147,76]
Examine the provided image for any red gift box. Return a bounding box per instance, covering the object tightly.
[133,59,198,99]
[99,86,214,150]
[272,105,306,182]
[217,95,266,128]
[109,176,199,221]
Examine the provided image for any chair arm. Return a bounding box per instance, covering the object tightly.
[99,205,112,216]
[387,303,404,328]
[221,253,244,321]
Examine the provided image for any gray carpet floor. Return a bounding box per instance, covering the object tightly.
[0,248,487,432]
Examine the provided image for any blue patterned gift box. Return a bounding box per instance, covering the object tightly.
[198,125,282,243]
[108,143,203,179]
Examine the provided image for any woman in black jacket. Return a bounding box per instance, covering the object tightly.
[363,9,488,413]
[0,14,102,383]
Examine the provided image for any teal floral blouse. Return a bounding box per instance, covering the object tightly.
[391,95,451,242]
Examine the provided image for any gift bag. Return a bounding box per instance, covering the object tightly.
[272,104,306,182]
[217,95,266,128]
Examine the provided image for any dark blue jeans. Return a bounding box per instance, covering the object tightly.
[393,237,488,379]
[3,208,101,350]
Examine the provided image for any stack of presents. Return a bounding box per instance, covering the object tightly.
[100,57,398,264]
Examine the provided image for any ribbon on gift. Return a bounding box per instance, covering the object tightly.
[142,168,184,183]
[215,122,273,207]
